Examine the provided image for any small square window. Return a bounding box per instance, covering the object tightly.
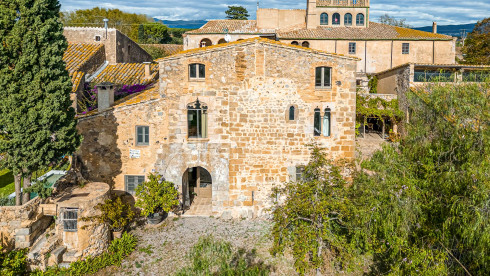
[349,42,356,54]
[125,175,145,195]
[95,35,101,42]
[402,43,410,54]
[136,126,149,145]
[62,209,78,232]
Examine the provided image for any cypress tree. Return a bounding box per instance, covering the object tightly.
[0,0,80,205]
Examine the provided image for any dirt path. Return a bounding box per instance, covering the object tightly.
[97,217,296,276]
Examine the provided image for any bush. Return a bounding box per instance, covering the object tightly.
[176,235,270,276]
[34,232,137,276]
[135,173,179,217]
[24,179,53,199]
[0,247,28,276]
[84,196,135,232]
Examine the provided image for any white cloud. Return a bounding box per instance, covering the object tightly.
[60,0,488,27]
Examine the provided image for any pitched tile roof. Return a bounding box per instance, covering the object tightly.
[78,84,160,118]
[140,44,184,56]
[90,63,159,85]
[70,71,85,93]
[157,37,359,61]
[63,43,104,74]
[277,22,453,40]
[186,20,273,34]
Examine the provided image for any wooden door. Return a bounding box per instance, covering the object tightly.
[196,167,212,198]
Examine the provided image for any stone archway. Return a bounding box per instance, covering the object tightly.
[200,38,212,48]
[182,166,212,215]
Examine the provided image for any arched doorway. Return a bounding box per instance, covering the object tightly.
[182,166,212,208]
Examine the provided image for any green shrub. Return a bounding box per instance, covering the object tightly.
[0,246,28,276]
[24,179,53,199]
[34,232,137,276]
[84,196,135,232]
[176,235,270,276]
[135,173,179,217]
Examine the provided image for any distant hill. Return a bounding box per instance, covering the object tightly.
[413,23,475,37]
[154,19,207,29]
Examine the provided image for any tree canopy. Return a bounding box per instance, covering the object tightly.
[225,6,249,20]
[0,0,81,205]
[271,80,490,275]
[137,23,171,44]
[462,17,490,65]
[378,14,411,28]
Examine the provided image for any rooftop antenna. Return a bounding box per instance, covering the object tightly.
[103,18,109,38]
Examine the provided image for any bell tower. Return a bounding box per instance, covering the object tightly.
[307,0,370,29]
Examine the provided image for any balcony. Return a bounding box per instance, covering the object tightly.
[317,0,368,7]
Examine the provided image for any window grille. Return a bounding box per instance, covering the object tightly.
[315,67,332,88]
[136,126,149,145]
[125,175,145,194]
[402,43,410,54]
[63,209,78,232]
[349,42,356,54]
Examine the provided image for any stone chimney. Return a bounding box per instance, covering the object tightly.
[143,62,151,79]
[96,82,114,111]
[432,22,437,34]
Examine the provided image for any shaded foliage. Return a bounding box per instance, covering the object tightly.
[0,247,28,276]
[462,17,490,65]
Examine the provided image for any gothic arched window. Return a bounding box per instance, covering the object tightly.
[314,108,321,136]
[332,13,341,25]
[320,13,329,25]
[356,13,365,26]
[187,99,208,138]
[344,13,352,26]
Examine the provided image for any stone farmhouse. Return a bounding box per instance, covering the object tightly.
[183,0,456,83]
[76,38,358,218]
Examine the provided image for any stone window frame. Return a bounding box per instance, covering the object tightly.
[356,13,365,26]
[286,104,299,122]
[320,13,329,25]
[189,63,206,81]
[332,13,341,25]
[402,43,410,55]
[125,175,145,195]
[314,66,332,89]
[135,125,150,146]
[62,208,78,232]
[349,42,356,54]
[344,13,353,26]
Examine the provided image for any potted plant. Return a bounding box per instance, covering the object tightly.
[135,173,179,224]
[94,196,135,239]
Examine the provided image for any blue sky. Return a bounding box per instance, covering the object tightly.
[59,0,489,27]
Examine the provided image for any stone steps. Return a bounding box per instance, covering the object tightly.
[62,250,78,263]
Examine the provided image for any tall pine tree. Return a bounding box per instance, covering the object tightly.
[0,0,80,205]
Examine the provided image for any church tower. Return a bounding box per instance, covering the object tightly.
[307,0,370,29]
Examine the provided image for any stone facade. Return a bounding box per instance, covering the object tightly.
[76,39,358,218]
[63,27,152,65]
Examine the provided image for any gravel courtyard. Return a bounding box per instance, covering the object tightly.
[96,216,296,276]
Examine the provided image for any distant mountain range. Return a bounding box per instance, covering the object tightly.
[154,19,208,29]
[413,23,475,37]
[156,19,476,37]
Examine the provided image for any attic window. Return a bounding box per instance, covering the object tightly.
[62,208,78,232]
[95,35,101,42]
[302,41,310,48]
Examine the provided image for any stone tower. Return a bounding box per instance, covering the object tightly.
[307,0,370,29]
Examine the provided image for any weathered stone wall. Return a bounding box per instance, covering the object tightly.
[0,198,42,250]
[63,27,152,64]
[77,40,357,218]
[184,34,260,51]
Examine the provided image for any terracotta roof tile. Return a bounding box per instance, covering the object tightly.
[63,43,104,74]
[157,37,359,62]
[91,63,159,85]
[277,22,452,40]
[70,71,85,93]
[186,20,273,34]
